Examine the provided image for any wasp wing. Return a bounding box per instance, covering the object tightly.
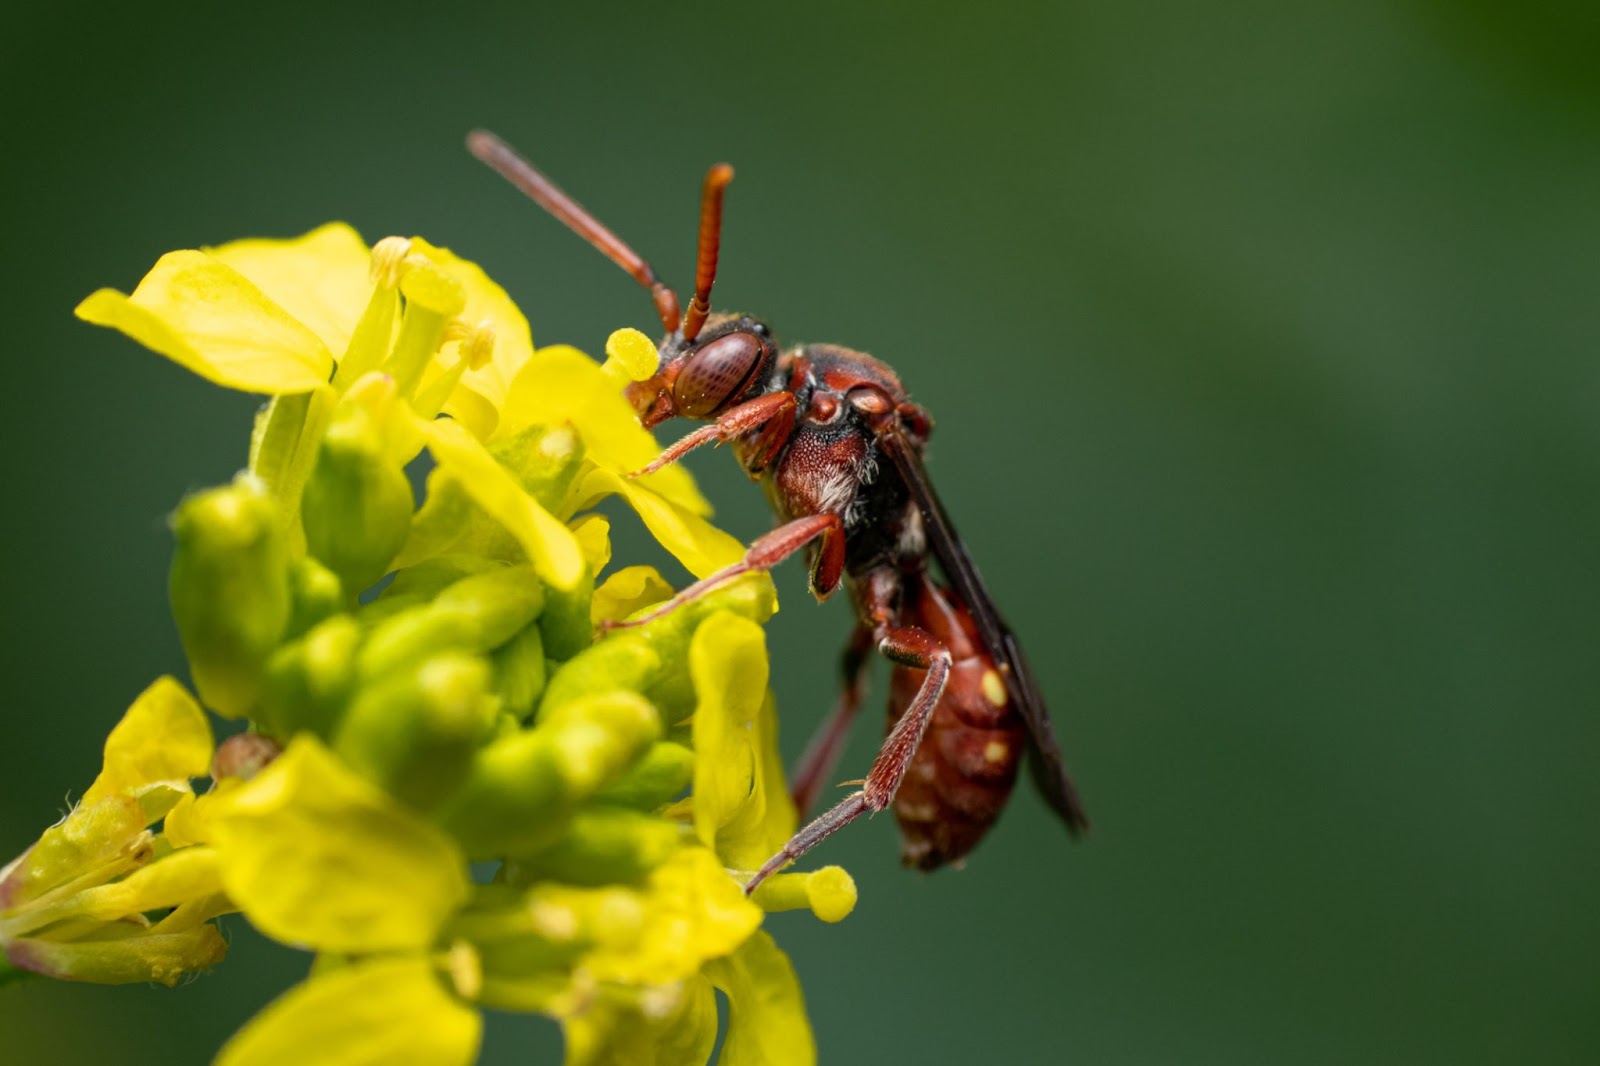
[874,420,1090,835]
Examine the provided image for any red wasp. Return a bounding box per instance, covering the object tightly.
[469,131,1089,892]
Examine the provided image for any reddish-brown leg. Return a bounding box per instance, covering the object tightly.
[790,625,874,817]
[745,623,951,893]
[603,513,846,631]
[628,391,797,478]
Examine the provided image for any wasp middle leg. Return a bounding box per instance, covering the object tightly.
[745,606,952,894]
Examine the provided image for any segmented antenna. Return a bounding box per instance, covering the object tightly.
[466,129,682,334]
[682,164,735,342]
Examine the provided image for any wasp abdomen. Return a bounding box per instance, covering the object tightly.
[888,581,1024,870]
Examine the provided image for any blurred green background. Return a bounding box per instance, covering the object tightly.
[3,1,1597,1062]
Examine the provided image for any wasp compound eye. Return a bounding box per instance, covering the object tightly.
[673,331,765,417]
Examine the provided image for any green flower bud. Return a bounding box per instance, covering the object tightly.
[492,623,546,722]
[284,556,345,638]
[536,636,661,724]
[517,808,682,885]
[169,475,291,718]
[357,565,544,681]
[260,614,362,738]
[4,925,227,987]
[331,652,497,811]
[376,555,490,613]
[434,731,571,857]
[301,402,415,593]
[438,692,661,858]
[591,742,695,810]
[535,579,776,727]
[539,566,595,662]
[539,692,663,795]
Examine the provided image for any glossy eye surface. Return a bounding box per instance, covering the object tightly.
[673,331,765,417]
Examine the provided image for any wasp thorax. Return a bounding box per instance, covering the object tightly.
[673,330,766,418]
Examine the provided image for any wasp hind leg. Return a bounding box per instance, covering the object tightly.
[745,624,951,894]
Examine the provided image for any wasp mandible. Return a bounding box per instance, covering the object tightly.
[468,131,1089,893]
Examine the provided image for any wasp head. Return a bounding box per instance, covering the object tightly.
[625,314,778,429]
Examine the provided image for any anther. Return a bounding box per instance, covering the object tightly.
[445,318,497,371]
[369,236,413,288]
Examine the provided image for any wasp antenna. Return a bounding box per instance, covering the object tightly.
[681,163,735,342]
[466,129,682,334]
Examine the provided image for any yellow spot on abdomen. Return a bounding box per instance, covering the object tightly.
[981,669,1007,707]
[983,740,1010,764]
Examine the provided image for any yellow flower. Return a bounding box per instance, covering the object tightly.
[5,223,858,1064]
[206,737,482,1066]
[74,225,743,583]
[0,677,225,985]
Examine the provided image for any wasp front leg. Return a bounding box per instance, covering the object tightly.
[602,512,846,631]
[628,391,797,478]
[745,620,952,894]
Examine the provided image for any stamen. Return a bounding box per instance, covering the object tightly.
[444,940,483,1000]
[601,328,661,386]
[369,236,413,289]
[445,318,497,371]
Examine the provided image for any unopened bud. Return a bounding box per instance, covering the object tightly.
[539,567,595,662]
[357,566,544,681]
[438,692,660,858]
[536,635,661,724]
[332,652,497,811]
[491,623,546,722]
[301,401,415,593]
[539,691,663,795]
[285,556,345,638]
[613,579,779,723]
[519,808,681,885]
[169,476,291,718]
[260,614,361,739]
[592,742,694,810]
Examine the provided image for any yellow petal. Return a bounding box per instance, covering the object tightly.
[207,737,470,953]
[73,846,222,921]
[76,250,333,393]
[419,416,586,591]
[81,676,213,815]
[217,956,481,1066]
[206,223,374,358]
[590,565,674,627]
[410,237,535,413]
[577,467,744,580]
[499,345,709,515]
[705,931,816,1066]
[437,378,500,442]
[560,975,717,1066]
[583,847,761,986]
[571,513,613,574]
[0,797,146,909]
[689,615,795,870]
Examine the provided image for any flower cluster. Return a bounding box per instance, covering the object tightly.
[0,226,854,1064]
